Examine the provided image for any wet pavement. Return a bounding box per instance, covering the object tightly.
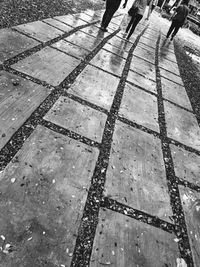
[0,7,199,267]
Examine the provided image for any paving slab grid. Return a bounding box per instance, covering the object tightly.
[0,6,200,267]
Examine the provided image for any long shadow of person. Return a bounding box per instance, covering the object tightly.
[109,38,129,74]
[160,37,173,59]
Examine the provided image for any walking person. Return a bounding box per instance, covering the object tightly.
[100,0,128,32]
[146,0,158,20]
[166,0,189,40]
[125,0,148,40]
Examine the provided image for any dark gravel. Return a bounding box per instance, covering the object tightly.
[0,0,104,29]
[174,39,200,122]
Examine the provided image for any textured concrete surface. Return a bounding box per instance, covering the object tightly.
[105,121,172,221]
[0,29,39,63]
[0,8,199,267]
[12,46,81,86]
[91,209,179,267]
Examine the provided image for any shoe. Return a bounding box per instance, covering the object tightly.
[170,36,174,41]
[100,26,108,32]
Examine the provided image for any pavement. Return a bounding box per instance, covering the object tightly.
[0,6,200,267]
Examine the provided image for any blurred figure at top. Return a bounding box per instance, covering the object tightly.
[146,0,158,20]
[100,0,129,32]
[166,0,189,40]
[125,0,148,40]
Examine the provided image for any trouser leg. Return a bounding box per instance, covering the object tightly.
[127,14,143,39]
[171,22,181,39]
[166,20,176,38]
[101,0,121,28]
[125,16,135,33]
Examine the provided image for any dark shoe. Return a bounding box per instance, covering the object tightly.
[100,26,108,32]
[170,35,174,41]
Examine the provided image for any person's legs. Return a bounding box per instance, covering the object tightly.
[101,0,121,30]
[151,5,156,12]
[166,20,176,38]
[126,14,143,39]
[125,16,135,33]
[170,21,181,40]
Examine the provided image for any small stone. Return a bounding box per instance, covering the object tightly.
[1,133,6,138]
[0,235,5,241]
[11,178,16,183]
[52,179,56,184]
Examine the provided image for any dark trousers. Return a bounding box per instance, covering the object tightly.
[125,14,143,39]
[166,20,182,39]
[101,0,121,28]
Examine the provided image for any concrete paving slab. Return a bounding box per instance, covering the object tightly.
[0,29,39,64]
[12,46,80,86]
[138,41,155,52]
[159,58,180,76]
[0,71,51,150]
[13,21,63,43]
[68,65,119,110]
[133,46,155,64]
[44,96,107,142]
[160,68,184,86]
[42,18,73,32]
[83,9,102,17]
[170,144,200,185]
[159,48,177,64]
[108,36,132,53]
[119,83,159,132]
[0,125,98,267]
[164,101,200,151]
[90,49,126,76]
[144,29,159,38]
[105,121,172,221]
[73,12,94,23]
[110,16,123,26]
[91,209,179,267]
[140,36,157,49]
[127,70,157,93]
[65,30,104,51]
[80,24,104,37]
[103,43,128,59]
[54,14,87,27]
[179,187,200,267]
[142,33,159,42]
[161,77,192,110]
[51,40,89,60]
[130,55,156,82]
[160,36,174,53]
